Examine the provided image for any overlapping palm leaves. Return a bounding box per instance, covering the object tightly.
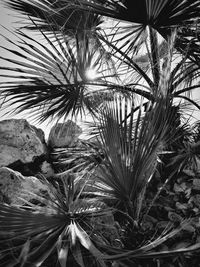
[9,0,199,30]
[4,0,103,38]
[167,120,200,172]
[64,0,200,65]
[3,0,200,109]
[99,25,200,108]
[1,25,200,123]
[1,0,200,266]
[1,99,200,266]
[91,95,170,220]
[0,25,119,122]
[10,0,198,73]
[0,176,109,267]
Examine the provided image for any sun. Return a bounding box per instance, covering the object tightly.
[85,68,99,80]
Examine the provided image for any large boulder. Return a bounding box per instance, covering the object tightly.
[0,119,47,167]
[48,120,82,148]
[0,167,50,205]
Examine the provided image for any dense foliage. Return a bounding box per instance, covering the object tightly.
[0,0,200,266]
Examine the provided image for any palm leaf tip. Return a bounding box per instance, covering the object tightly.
[4,0,103,37]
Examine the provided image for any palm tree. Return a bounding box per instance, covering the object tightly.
[1,0,200,266]
[1,0,200,120]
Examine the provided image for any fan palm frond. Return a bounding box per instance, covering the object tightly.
[91,94,172,220]
[0,175,197,266]
[0,25,119,122]
[65,0,200,65]
[0,176,109,267]
[2,1,200,115]
[4,0,103,39]
[157,32,200,107]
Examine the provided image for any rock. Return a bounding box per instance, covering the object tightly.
[0,167,50,205]
[0,119,47,167]
[8,156,48,177]
[31,124,46,145]
[40,161,55,178]
[48,120,82,148]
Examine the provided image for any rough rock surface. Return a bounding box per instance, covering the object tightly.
[48,120,82,148]
[0,167,50,205]
[40,161,55,178]
[0,119,47,167]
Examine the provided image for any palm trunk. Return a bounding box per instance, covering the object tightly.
[149,26,160,93]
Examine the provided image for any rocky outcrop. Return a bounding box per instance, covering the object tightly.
[0,119,47,167]
[48,120,82,148]
[0,119,83,204]
[0,167,50,205]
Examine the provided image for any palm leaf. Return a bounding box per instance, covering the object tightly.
[0,204,67,266]
[0,25,118,122]
[0,176,108,266]
[2,1,200,120]
[4,0,103,39]
[65,0,200,65]
[100,219,200,266]
[92,95,171,220]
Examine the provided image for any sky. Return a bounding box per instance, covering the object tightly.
[0,2,57,138]
[0,2,92,139]
[0,1,200,139]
